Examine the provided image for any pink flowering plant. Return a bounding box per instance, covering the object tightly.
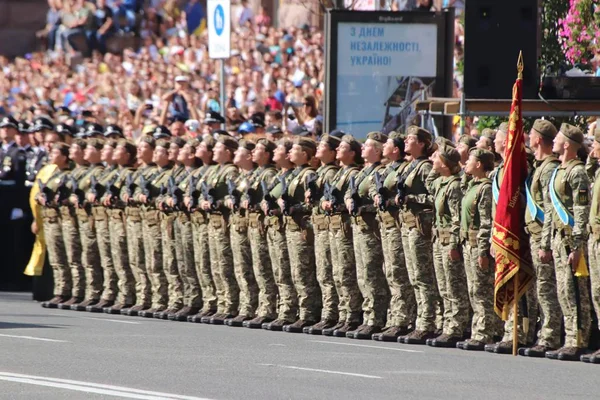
[558,0,600,64]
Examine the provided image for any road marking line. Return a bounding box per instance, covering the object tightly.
[78,316,141,325]
[0,372,212,400]
[257,363,382,379]
[310,340,423,353]
[268,343,286,347]
[0,334,68,343]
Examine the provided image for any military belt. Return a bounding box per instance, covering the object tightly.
[524,221,542,236]
[311,214,328,231]
[437,227,452,246]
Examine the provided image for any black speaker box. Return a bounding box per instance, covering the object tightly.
[464,0,541,99]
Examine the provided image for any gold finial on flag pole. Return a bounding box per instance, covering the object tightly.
[517,51,523,80]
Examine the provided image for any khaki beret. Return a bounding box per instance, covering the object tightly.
[105,139,118,148]
[439,146,461,168]
[436,136,455,148]
[560,123,584,145]
[256,138,276,153]
[341,134,362,154]
[72,138,87,149]
[156,138,170,148]
[86,138,105,150]
[139,136,156,149]
[117,138,137,158]
[171,136,186,148]
[294,137,317,153]
[277,138,294,153]
[366,131,388,144]
[497,122,509,134]
[52,142,70,157]
[187,138,200,149]
[238,139,256,151]
[217,134,239,151]
[406,125,433,146]
[388,131,405,150]
[469,148,495,171]
[532,119,557,139]
[320,134,341,150]
[458,134,477,149]
[480,128,496,141]
[202,135,215,151]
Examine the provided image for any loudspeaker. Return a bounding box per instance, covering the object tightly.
[464,0,541,99]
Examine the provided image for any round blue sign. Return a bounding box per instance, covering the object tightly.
[214,4,225,36]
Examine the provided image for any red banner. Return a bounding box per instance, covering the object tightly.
[492,54,535,320]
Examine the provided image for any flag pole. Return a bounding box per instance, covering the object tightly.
[512,272,519,356]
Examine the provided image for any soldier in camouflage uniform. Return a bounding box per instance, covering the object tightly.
[583,123,600,364]
[39,143,73,308]
[224,139,259,327]
[71,139,105,311]
[343,131,389,340]
[154,136,188,319]
[277,137,321,333]
[186,137,219,322]
[102,139,138,314]
[370,132,417,342]
[322,135,364,337]
[304,134,341,335]
[87,139,120,312]
[200,134,240,324]
[243,138,280,329]
[262,139,299,331]
[122,137,156,316]
[56,139,88,309]
[399,126,439,345]
[545,124,592,361]
[456,135,477,167]
[519,120,562,357]
[169,140,203,321]
[456,149,499,351]
[136,132,173,317]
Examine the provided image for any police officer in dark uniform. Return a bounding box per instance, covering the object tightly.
[104,124,124,140]
[30,117,55,172]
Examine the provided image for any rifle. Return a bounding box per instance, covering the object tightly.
[322,181,339,216]
[374,171,386,211]
[305,173,319,204]
[201,181,216,210]
[55,175,71,205]
[227,178,239,211]
[168,176,183,210]
[261,180,277,212]
[278,175,292,215]
[71,176,85,206]
[90,175,100,199]
[396,160,420,207]
[125,173,135,200]
[347,175,360,216]
[188,175,198,209]
[139,175,151,197]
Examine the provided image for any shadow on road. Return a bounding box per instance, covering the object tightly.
[0,321,67,330]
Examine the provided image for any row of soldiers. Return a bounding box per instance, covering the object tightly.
[28,115,600,363]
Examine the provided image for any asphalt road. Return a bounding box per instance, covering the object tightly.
[0,292,598,400]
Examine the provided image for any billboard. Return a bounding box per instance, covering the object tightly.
[325,10,454,138]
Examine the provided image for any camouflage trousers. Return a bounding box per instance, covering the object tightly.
[175,212,202,309]
[401,212,439,332]
[553,232,591,348]
[431,237,447,331]
[231,214,258,317]
[329,214,363,324]
[247,214,278,319]
[42,210,71,297]
[77,209,103,301]
[161,212,184,309]
[60,208,84,298]
[266,217,298,322]
[351,215,389,327]
[379,217,416,328]
[108,209,136,305]
[285,217,321,322]
[207,214,239,315]
[313,215,338,322]
[126,208,151,307]
[141,209,168,309]
[462,242,500,343]
[191,214,217,313]
[434,238,470,336]
[92,206,117,302]
[587,237,600,331]
[530,232,562,348]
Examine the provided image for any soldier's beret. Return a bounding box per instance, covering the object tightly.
[0,116,18,129]
[52,142,70,156]
[497,122,509,134]
[277,138,294,153]
[265,125,283,135]
[256,138,276,153]
[406,125,433,146]
[153,125,172,140]
[532,119,557,139]
[436,136,455,149]
[104,124,124,138]
[187,138,200,150]
[117,139,137,157]
[388,131,405,150]
[139,136,156,149]
[72,138,87,148]
[156,139,170,148]
[217,134,239,151]
[202,135,216,151]
[106,139,119,148]
[320,134,341,150]
[294,137,317,153]
[341,134,362,154]
[458,134,477,149]
[238,139,256,151]
[439,146,461,168]
[86,138,105,150]
[366,131,388,144]
[480,128,496,141]
[560,123,584,145]
[469,148,495,171]
[171,137,186,148]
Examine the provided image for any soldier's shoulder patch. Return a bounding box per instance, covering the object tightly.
[577,188,589,205]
